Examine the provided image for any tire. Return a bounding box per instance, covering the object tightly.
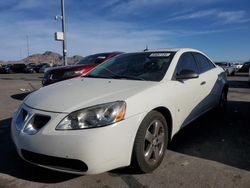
[131,111,168,173]
[218,87,228,110]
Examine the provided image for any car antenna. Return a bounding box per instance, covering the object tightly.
[143,45,148,52]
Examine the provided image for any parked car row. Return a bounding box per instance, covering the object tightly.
[214,61,248,76]
[0,63,60,74]
[232,63,243,71]
[238,61,250,73]
[0,64,12,73]
[12,48,229,175]
[215,62,236,76]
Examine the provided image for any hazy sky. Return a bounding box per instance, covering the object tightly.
[0,0,250,61]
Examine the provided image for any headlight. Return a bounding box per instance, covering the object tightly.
[62,69,84,78]
[56,101,126,130]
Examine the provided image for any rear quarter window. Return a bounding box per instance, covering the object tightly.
[193,52,215,73]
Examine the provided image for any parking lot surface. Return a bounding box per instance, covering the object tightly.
[0,73,249,188]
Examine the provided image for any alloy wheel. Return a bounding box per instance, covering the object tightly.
[143,120,165,165]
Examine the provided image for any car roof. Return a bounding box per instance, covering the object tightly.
[134,48,201,53]
[145,48,181,52]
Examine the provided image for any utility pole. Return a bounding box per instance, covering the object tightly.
[55,0,68,65]
[26,35,30,57]
[61,0,67,65]
[20,48,22,59]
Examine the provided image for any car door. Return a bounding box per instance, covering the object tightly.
[172,52,205,129]
[193,52,219,110]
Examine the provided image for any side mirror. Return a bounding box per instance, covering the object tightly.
[176,69,199,80]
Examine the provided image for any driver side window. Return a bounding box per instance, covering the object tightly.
[175,52,199,76]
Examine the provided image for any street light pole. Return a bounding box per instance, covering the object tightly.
[26,35,30,57]
[61,0,67,65]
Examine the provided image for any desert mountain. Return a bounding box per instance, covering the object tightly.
[1,51,83,65]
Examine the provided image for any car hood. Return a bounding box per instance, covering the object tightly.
[24,78,156,113]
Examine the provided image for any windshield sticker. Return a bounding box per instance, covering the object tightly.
[149,53,171,57]
[97,56,106,59]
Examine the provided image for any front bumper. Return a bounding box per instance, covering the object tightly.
[11,104,145,174]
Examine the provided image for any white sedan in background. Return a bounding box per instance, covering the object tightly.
[11,48,228,174]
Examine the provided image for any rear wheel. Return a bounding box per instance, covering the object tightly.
[217,87,228,112]
[131,111,168,173]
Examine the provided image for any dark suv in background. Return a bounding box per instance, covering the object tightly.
[0,64,12,73]
[24,63,36,73]
[11,64,26,73]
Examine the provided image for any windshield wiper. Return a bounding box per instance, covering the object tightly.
[85,74,144,80]
[110,75,145,81]
[84,75,112,79]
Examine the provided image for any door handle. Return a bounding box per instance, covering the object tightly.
[200,81,206,85]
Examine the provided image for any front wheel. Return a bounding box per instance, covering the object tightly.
[131,111,168,173]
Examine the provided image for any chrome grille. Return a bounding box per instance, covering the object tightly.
[32,115,51,130]
[15,107,50,134]
[16,108,30,131]
[22,109,28,121]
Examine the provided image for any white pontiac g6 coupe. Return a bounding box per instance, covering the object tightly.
[11,48,228,174]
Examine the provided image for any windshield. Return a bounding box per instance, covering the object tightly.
[86,52,175,81]
[76,53,110,65]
